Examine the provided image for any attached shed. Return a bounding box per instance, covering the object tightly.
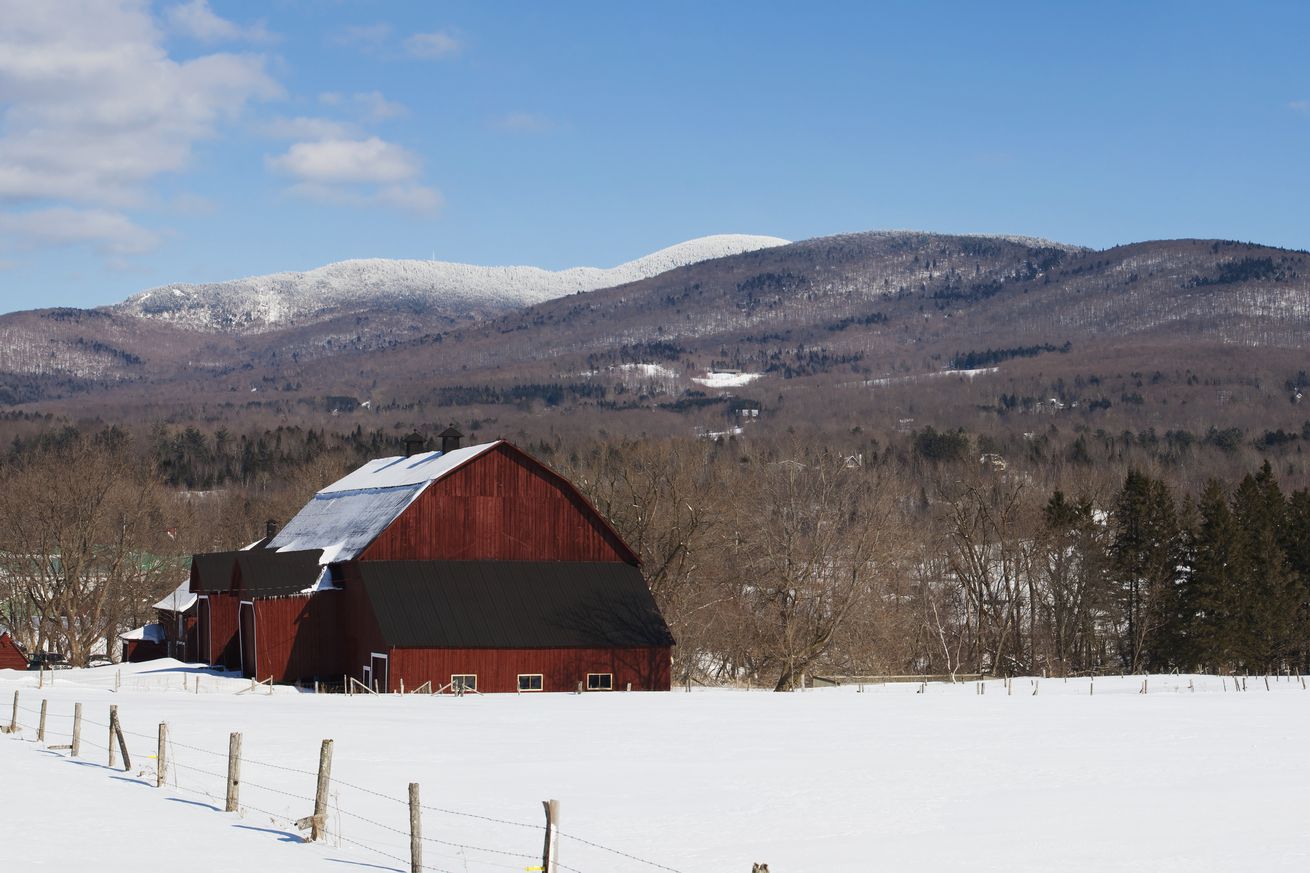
[0,632,26,670]
[187,437,673,690]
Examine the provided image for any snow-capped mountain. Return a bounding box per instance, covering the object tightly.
[111,234,791,333]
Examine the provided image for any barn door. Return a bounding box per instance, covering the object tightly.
[196,596,211,664]
[238,601,256,679]
[370,653,389,693]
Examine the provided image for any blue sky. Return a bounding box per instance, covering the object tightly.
[1,0,1308,312]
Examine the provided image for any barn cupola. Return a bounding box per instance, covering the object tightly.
[438,425,463,453]
[403,432,427,458]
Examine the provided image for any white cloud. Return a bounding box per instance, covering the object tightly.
[331,22,461,61]
[1290,100,1310,114]
[268,136,440,216]
[404,30,461,59]
[493,112,556,134]
[0,207,160,255]
[167,192,217,215]
[164,0,274,44]
[259,116,360,140]
[319,90,409,121]
[283,180,442,216]
[331,22,392,52]
[0,0,279,255]
[376,184,443,214]
[267,137,420,184]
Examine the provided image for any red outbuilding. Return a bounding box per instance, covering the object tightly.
[188,433,673,692]
[0,632,26,670]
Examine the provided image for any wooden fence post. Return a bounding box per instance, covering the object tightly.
[38,699,48,742]
[311,739,333,841]
[157,723,168,787]
[111,706,130,770]
[226,732,242,812]
[409,782,422,873]
[541,798,560,873]
[7,689,16,733]
[71,702,82,757]
[108,705,118,768]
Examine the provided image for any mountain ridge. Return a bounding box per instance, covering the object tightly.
[110,233,792,333]
[2,229,1308,446]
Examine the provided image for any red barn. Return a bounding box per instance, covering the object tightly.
[0,632,26,670]
[189,436,672,692]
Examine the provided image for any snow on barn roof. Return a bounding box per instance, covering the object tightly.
[267,441,500,561]
[120,623,165,642]
[153,579,197,613]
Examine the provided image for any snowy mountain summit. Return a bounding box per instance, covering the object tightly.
[112,234,790,333]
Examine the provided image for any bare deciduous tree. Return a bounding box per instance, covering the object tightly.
[0,435,180,665]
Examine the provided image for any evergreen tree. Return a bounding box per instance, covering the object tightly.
[1111,470,1183,670]
[1284,489,1310,670]
[1182,480,1240,669]
[1229,463,1297,670]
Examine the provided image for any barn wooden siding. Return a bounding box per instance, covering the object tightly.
[123,639,167,663]
[252,594,345,683]
[388,645,672,693]
[163,612,197,661]
[361,446,634,564]
[0,633,26,670]
[339,565,386,681]
[202,593,241,670]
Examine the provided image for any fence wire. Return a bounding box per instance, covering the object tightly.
[2,696,692,873]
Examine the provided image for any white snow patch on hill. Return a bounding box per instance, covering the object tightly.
[113,234,791,333]
[693,371,762,388]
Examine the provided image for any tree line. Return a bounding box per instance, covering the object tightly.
[1,426,1307,683]
[555,441,1310,688]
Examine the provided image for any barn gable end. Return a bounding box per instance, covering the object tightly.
[361,443,637,564]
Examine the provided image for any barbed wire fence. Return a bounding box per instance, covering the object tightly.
[2,689,695,873]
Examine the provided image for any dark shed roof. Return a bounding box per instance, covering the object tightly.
[190,551,240,593]
[357,560,674,649]
[235,549,325,598]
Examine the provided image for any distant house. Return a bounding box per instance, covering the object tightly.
[188,433,673,692]
[0,632,26,670]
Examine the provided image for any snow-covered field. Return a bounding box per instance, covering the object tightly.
[2,662,1307,872]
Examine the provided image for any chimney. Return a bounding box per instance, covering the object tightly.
[265,519,278,539]
[438,425,463,454]
[403,431,426,458]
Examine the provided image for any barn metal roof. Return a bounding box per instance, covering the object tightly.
[357,560,674,649]
[266,442,501,560]
[191,551,240,593]
[235,549,326,598]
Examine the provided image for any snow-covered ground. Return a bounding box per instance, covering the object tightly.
[2,662,1307,872]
